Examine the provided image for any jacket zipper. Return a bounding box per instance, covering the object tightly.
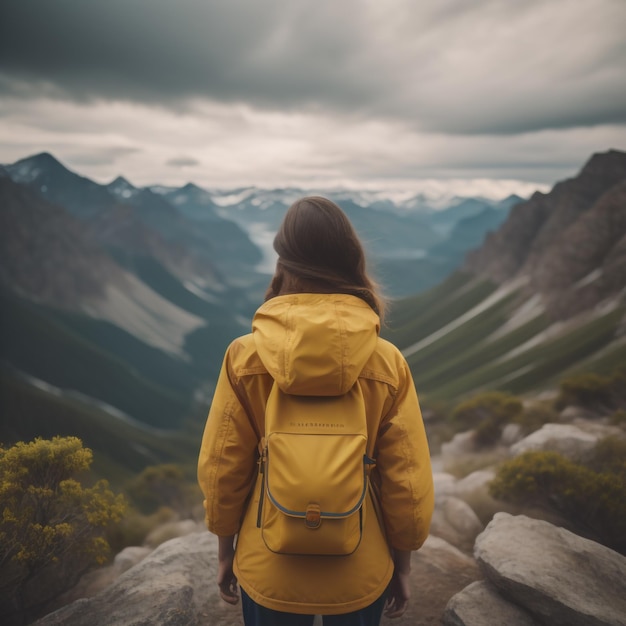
[256,448,266,528]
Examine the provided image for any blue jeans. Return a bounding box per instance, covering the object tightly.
[241,588,387,626]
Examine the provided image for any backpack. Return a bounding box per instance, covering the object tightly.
[256,382,375,556]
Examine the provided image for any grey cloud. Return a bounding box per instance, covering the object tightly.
[0,0,625,135]
[166,156,200,168]
[67,146,142,166]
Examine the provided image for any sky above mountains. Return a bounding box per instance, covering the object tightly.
[1,0,625,195]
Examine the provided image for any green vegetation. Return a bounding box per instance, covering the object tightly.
[490,440,626,555]
[0,437,126,625]
[384,272,498,346]
[409,299,623,403]
[0,291,192,428]
[0,370,202,486]
[445,390,558,449]
[451,391,523,447]
[126,463,201,518]
[556,366,626,413]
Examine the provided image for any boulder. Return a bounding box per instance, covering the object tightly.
[429,496,484,553]
[450,470,507,525]
[442,580,539,626]
[144,519,205,548]
[510,423,600,462]
[441,432,476,471]
[54,546,154,608]
[382,535,481,625]
[34,532,243,626]
[474,513,626,626]
[433,471,457,499]
[35,532,481,626]
[113,546,152,573]
[500,422,524,446]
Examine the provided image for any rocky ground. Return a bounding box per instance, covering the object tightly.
[34,412,626,626]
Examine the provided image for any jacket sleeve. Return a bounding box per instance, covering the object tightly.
[375,355,434,551]
[197,343,259,536]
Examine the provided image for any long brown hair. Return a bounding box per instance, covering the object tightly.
[265,196,385,321]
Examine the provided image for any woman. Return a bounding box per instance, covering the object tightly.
[198,196,434,625]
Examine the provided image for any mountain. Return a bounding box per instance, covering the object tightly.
[0,161,259,440]
[0,176,123,305]
[6,152,116,218]
[465,150,626,318]
[384,150,626,403]
[428,200,519,265]
[180,186,517,297]
[6,147,620,478]
[0,177,209,427]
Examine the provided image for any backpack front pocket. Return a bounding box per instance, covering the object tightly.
[259,432,369,556]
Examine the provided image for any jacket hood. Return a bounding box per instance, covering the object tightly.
[252,293,380,396]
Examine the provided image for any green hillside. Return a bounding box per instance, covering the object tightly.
[0,369,200,486]
[0,290,192,428]
[383,272,626,405]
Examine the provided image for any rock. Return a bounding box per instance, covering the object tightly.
[113,546,152,573]
[500,423,524,446]
[441,432,476,470]
[433,472,457,499]
[429,497,484,553]
[453,470,495,498]
[560,405,599,421]
[450,470,509,525]
[442,580,539,626]
[144,519,205,548]
[33,532,243,626]
[55,546,154,607]
[474,513,626,626]
[381,535,481,626]
[510,423,601,462]
[35,531,481,626]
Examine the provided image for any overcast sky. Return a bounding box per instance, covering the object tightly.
[1,0,625,197]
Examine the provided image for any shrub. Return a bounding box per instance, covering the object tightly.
[451,391,523,447]
[609,409,626,427]
[586,436,626,477]
[556,366,626,413]
[489,445,626,554]
[0,436,126,625]
[513,402,559,436]
[106,506,178,554]
[125,463,200,517]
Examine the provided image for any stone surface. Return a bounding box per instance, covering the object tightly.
[113,545,152,573]
[429,496,484,553]
[441,432,476,470]
[442,580,539,626]
[501,422,524,446]
[510,423,600,462]
[35,531,481,626]
[433,471,457,498]
[475,513,626,626]
[34,532,242,626]
[382,535,481,626]
[144,519,205,548]
[449,469,509,525]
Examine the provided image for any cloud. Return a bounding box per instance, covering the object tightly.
[166,156,201,168]
[1,0,625,135]
[2,94,624,193]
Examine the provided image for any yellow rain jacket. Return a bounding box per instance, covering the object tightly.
[198,293,434,615]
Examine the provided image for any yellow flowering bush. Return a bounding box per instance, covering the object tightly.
[0,436,126,624]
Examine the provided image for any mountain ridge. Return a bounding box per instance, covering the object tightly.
[465,149,626,318]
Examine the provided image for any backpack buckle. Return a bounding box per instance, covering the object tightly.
[305,504,321,529]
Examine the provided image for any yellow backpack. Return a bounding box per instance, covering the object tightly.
[256,382,375,556]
